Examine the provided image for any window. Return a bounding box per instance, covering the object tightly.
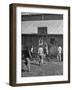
[38,27,47,35]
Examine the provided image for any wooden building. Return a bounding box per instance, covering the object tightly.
[21,13,63,55]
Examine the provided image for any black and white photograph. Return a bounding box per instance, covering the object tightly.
[9,3,70,86]
[21,13,63,77]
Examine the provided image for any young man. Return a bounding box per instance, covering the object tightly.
[30,45,34,58]
[44,43,49,61]
[38,46,44,65]
[57,46,62,62]
[24,47,31,72]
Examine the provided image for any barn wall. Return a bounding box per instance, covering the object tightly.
[21,20,63,34]
[22,34,63,53]
[21,19,63,53]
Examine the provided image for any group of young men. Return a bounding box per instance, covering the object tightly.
[23,39,62,72]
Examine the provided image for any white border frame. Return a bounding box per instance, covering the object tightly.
[16,7,68,83]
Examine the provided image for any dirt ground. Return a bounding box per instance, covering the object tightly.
[21,59,63,77]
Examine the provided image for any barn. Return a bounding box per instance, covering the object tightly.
[21,13,63,58]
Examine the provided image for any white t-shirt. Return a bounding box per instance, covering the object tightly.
[45,46,48,54]
[58,46,62,54]
[31,47,33,53]
[38,47,43,56]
